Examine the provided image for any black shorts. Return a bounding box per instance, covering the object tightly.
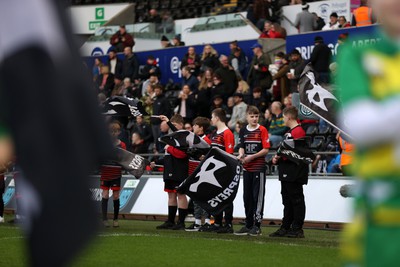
[100,178,121,191]
[164,180,181,193]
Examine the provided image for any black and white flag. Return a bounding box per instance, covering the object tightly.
[114,147,149,179]
[277,138,316,165]
[299,64,339,126]
[177,148,242,215]
[103,96,148,117]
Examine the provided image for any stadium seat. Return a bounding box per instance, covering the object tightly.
[318,123,330,135]
[310,136,325,150]
[306,125,318,136]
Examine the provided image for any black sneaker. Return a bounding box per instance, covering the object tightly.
[198,223,213,232]
[248,226,262,236]
[216,224,234,234]
[156,221,175,230]
[185,223,201,232]
[172,222,186,230]
[286,228,305,238]
[269,227,289,237]
[234,226,251,236]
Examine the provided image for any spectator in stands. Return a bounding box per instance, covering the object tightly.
[160,35,172,48]
[210,73,228,102]
[128,115,153,149]
[284,94,293,108]
[107,49,123,79]
[181,66,199,94]
[262,108,273,130]
[234,121,246,152]
[352,0,375,27]
[141,73,159,97]
[229,47,247,79]
[248,87,268,114]
[146,9,162,24]
[122,78,141,99]
[294,3,317,33]
[109,25,135,53]
[197,68,213,117]
[310,36,332,84]
[210,95,228,118]
[322,12,340,30]
[97,65,114,97]
[172,34,185,47]
[228,93,248,130]
[215,55,238,97]
[272,53,290,102]
[269,23,287,39]
[175,85,196,123]
[150,85,171,144]
[92,57,103,84]
[157,11,174,34]
[140,84,155,123]
[338,16,351,28]
[236,74,251,97]
[312,12,326,31]
[247,43,272,95]
[269,101,289,147]
[259,21,272,38]
[140,55,161,80]
[110,77,124,97]
[130,132,147,154]
[286,49,306,92]
[200,44,220,72]
[122,46,139,82]
[226,96,234,121]
[181,46,201,77]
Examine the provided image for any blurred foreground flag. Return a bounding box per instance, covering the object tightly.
[178,148,242,215]
[0,0,113,266]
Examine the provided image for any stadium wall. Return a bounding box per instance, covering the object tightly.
[3,174,355,223]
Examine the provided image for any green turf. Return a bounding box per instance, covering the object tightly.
[0,215,341,267]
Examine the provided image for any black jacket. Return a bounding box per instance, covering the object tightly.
[151,93,171,125]
[122,54,139,81]
[310,43,332,73]
[215,66,238,97]
[107,58,123,79]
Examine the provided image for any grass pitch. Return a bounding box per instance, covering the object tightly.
[0,215,341,267]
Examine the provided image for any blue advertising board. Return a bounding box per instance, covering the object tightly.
[286,25,379,60]
[83,39,258,85]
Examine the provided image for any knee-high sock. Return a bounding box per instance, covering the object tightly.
[178,208,188,224]
[101,198,108,220]
[113,199,120,220]
[168,206,177,223]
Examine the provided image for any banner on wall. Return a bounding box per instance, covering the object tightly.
[286,25,378,60]
[282,0,351,36]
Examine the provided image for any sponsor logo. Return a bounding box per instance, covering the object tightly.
[91,47,104,56]
[170,56,182,78]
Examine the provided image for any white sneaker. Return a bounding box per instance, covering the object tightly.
[0,216,4,223]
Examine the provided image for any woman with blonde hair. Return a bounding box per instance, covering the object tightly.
[200,44,220,71]
[197,68,213,117]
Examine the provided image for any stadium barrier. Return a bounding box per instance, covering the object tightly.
[3,170,354,224]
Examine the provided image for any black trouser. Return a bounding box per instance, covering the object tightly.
[214,203,233,226]
[243,170,266,228]
[281,181,305,230]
